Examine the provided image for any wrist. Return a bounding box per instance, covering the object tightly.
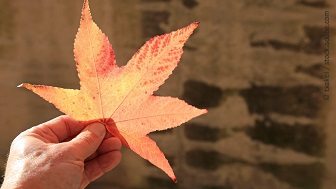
[1,161,35,189]
[2,155,51,189]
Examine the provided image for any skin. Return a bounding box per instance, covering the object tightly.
[1,115,122,189]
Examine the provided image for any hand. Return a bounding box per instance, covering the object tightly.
[1,115,122,189]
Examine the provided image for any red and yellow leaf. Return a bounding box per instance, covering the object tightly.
[19,0,207,182]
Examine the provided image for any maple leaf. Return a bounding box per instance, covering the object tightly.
[18,0,207,182]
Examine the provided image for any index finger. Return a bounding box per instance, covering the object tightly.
[36,115,88,142]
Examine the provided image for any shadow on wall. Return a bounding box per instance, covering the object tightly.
[180,80,325,189]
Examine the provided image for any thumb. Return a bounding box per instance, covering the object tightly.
[68,122,106,160]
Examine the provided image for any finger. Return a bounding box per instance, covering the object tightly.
[83,150,122,184]
[67,122,106,160]
[86,137,122,161]
[98,137,122,154]
[104,131,113,139]
[31,115,88,143]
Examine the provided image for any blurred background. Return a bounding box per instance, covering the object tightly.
[0,0,335,188]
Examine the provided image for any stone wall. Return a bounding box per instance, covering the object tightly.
[0,0,335,189]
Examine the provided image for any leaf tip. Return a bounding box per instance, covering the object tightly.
[182,22,199,37]
[190,22,200,30]
[83,0,89,9]
[17,83,30,89]
[81,0,92,21]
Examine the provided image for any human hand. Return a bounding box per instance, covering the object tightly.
[1,115,122,189]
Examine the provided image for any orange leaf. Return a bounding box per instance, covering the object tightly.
[19,0,207,182]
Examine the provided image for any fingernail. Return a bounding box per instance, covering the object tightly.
[88,123,106,136]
